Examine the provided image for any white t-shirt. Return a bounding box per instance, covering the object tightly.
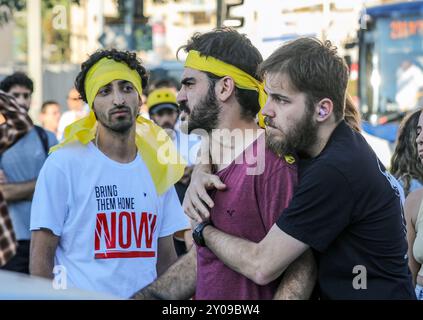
[57,106,90,141]
[30,142,189,298]
[396,64,423,111]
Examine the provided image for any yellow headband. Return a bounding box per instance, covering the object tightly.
[85,57,143,108]
[185,50,267,127]
[50,57,186,195]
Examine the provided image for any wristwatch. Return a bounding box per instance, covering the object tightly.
[192,220,212,247]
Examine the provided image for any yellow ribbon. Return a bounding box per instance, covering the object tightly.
[185,50,267,128]
[284,155,296,165]
[50,57,186,195]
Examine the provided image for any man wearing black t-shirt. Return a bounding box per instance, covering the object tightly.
[184,37,415,299]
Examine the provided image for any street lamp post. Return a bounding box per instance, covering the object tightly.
[27,0,42,122]
[217,0,224,28]
[124,0,135,51]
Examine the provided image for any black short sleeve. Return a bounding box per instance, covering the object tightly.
[274,121,414,299]
[276,163,355,252]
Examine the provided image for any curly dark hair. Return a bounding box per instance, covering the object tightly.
[0,72,34,93]
[177,27,263,121]
[391,108,423,196]
[74,49,148,104]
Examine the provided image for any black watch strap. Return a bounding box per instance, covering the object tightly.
[192,220,212,247]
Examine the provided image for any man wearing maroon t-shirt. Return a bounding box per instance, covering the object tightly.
[132,28,316,300]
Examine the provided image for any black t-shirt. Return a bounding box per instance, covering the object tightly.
[277,121,415,300]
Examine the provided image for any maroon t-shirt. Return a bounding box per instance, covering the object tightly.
[196,137,298,300]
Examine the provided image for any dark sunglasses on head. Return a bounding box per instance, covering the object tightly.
[12,92,30,99]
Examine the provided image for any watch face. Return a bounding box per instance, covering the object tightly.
[193,221,208,247]
[194,222,204,233]
[192,229,202,247]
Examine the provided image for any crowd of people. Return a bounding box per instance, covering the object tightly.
[0,27,423,300]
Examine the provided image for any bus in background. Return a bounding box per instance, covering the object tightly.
[355,1,423,167]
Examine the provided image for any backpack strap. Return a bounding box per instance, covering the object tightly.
[34,125,49,157]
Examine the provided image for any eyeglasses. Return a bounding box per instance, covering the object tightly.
[12,92,30,99]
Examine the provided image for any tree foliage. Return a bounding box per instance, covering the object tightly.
[0,0,81,63]
[0,0,80,25]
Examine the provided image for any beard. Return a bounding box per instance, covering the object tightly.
[159,121,175,130]
[179,83,221,134]
[265,104,318,157]
[95,105,137,134]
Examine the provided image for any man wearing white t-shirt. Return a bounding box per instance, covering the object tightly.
[57,88,90,141]
[396,60,423,112]
[29,49,189,298]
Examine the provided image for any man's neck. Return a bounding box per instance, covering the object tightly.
[306,121,340,158]
[94,125,137,163]
[210,117,262,172]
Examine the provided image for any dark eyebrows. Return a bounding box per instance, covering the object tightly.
[99,83,112,90]
[269,92,290,101]
[181,77,195,86]
[118,80,133,86]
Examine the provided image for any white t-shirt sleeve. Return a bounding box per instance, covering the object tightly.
[158,186,190,238]
[57,112,74,141]
[30,158,68,236]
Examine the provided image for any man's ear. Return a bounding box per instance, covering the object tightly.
[215,76,236,102]
[315,98,334,122]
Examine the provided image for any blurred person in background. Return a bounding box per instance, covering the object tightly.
[149,78,179,94]
[0,72,32,111]
[0,73,57,274]
[149,77,182,129]
[404,109,423,299]
[391,109,423,196]
[0,91,33,267]
[57,88,89,140]
[396,60,423,112]
[147,88,200,168]
[39,100,61,139]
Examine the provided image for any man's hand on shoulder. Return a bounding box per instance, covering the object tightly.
[183,164,226,222]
